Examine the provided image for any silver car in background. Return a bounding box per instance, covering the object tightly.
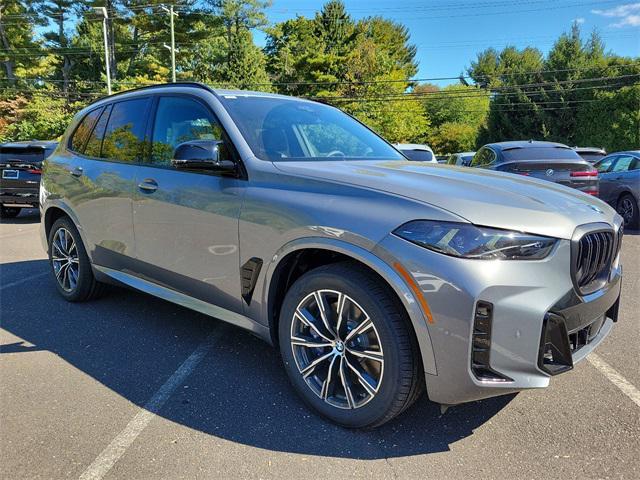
[40,83,623,428]
[394,143,437,163]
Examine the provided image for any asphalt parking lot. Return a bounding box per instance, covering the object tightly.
[1,209,639,480]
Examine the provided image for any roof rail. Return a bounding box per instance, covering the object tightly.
[84,81,218,107]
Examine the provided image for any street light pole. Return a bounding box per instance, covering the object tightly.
[162,5,179,82]
[93,7,111,95]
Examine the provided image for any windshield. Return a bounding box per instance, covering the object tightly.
[502,146,582,161]
[401,149,434,162]
[218,95,403,162]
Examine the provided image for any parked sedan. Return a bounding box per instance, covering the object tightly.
[447,151,475,167]
[471,141,598,195]
[574,146,607,164]
[0,140,58,218]
[394,143,437,163]
[595,151,640,228]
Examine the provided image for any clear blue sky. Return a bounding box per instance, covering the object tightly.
[254,0,640,86]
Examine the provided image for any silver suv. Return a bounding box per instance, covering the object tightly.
[40,83,623,428]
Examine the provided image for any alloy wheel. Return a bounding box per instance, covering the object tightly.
[618,197,635,225]
[290,289,384,409]
[51,227,79,292]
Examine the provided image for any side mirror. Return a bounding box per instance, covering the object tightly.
[171,140,236,172]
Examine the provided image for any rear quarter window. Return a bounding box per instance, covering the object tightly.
[69,107,103,153]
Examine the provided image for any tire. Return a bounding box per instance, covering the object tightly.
[617,193,639,229]
[278,261,424,428]
[48,216,105,302]
[0,206,21,218]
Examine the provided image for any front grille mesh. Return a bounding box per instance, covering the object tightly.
[574,229,621,293]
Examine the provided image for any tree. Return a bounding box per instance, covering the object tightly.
[417,84,489,153]
[207,0,271,89]
[0,0,43,86]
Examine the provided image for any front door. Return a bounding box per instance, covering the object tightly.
[132,95,245,313]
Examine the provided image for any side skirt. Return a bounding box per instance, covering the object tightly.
[94,265,272,342]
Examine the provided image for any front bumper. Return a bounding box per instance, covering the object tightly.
[375,229,622,405]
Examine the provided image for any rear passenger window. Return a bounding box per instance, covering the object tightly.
[101,98,151,163]
[69,107,103,153]
[84,105,112,158]
[150,96,223,166]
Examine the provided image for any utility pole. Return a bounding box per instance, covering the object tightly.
[162,5,179,83]
[93,7,111,95]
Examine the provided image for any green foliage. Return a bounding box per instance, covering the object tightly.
[0,93,78,142]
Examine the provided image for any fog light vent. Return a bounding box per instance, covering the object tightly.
[471,301,511,382]
[538,313,573,375]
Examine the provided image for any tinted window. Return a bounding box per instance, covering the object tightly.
[461,154,474,166]
[596,155,616,173]
[612,155,635,173]
[578,152,605,163]
[502,146,581,161]
[151,96,224,166]
[401,149,433,162]
[471,148,495,167]
[219,95,403,162]
[69,108,102,153]
[101,98,151,163]
[0,147,44,164]
[84,105,112,158]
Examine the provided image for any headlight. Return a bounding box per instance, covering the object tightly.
[393,220,557,260]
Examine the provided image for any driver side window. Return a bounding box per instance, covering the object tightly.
[150,96,224,166]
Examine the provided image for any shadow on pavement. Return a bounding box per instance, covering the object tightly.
[0,208,40,224]
[0,259,514,459]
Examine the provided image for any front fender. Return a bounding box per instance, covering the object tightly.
[260,236,437,376]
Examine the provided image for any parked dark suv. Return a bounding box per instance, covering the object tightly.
[471,141,599,195]
[0,140,57,217]
[40,84,622,428]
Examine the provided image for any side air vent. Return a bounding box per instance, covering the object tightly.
[471,301,512,382]
[241,257,263,305]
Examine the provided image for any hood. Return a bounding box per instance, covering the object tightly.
[273,160,619,240]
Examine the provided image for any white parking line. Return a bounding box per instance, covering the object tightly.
[588,353,640,408]
[78,331,220,480]
[0,271,48,290]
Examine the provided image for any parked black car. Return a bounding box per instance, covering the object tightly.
[595,151,640,228]
[470,141,599,195]
[574,146,607,164]
[0,140,57,218]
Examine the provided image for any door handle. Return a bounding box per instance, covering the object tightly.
[138,178,158,192]
[70,166,83,177]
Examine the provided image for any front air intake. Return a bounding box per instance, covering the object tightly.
[471,301,511,382]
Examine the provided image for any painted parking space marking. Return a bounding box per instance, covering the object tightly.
[0,271,48,290]
[78,330,220,480]
[588,353,640,408]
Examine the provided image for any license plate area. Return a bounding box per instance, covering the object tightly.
[2,169,19,179]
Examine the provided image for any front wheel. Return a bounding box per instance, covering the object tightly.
[617,193,639,229]
[48,216,105,301]
[278,262,424,428]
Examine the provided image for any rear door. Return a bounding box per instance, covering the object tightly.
[62,97,152,267]
[132,94,245,313]
[596,155,618,203]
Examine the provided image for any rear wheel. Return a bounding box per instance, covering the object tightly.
[278,262,423,428]
[48,217,104,302]
[0,206,21,218]
[617,193,639,229]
